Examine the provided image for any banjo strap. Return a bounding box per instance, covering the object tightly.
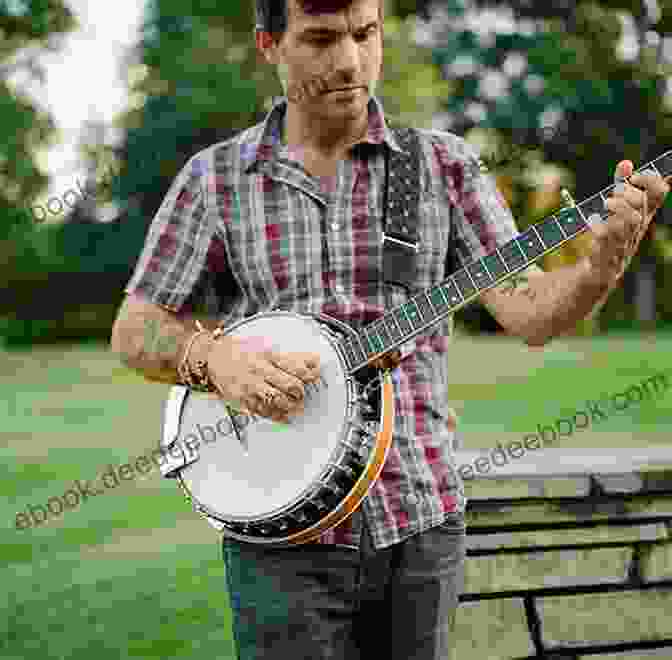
[383,127,459,292]
[382,127,422,293]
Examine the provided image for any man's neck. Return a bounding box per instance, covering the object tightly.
[283,105,369,160]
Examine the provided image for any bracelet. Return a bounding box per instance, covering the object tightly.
[177,325,210,391]
[178,320,226,392]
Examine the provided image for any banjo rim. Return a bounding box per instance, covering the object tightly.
[163,310,396,546]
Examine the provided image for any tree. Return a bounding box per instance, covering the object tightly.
[0,1,77,342]
[0,0,459,346]
[425,0,672,333]
[0,1,76,238]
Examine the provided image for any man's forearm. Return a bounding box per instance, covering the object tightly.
[521,257,615,345]
[110,305,218,385]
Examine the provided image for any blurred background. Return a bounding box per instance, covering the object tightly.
[2,0,672,658]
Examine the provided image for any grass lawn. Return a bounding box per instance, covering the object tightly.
[2,333,671,659]
[446,332,672,450]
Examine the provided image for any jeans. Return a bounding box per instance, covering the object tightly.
[222,512,466,660]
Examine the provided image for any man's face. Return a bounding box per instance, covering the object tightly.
[263,0,383,122]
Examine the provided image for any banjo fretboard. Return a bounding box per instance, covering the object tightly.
[339,149,672,375]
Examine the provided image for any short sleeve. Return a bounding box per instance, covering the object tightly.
[432,134,521,268]
[124,152,227,314]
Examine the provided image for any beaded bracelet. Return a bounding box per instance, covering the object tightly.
[178,320,226,392]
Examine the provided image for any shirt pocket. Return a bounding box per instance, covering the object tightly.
[260,196,324,301]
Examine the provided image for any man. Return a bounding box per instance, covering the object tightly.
[110,0,671,658]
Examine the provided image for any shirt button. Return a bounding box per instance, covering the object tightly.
[330,222,340,231]
[404,493,418,506]
[335,284,345,294]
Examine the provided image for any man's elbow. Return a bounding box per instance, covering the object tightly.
[515,324,551,348]
[497,319,550,348]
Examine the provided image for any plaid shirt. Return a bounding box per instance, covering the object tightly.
[125,97,520,551]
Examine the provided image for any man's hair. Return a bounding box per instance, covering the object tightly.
[255,0,380,35]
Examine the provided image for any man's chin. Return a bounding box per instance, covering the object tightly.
[316,90,369,116]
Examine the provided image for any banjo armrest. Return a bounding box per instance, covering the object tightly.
[159,385,200,478]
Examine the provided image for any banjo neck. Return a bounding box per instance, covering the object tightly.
[338,149,672,376]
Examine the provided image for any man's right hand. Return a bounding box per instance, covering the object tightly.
[204,336,322,424]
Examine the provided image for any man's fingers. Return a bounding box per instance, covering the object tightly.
[604,196,641,230]
[629,171,671,211]
[614,160,633,180]
[614,182,648,211]
[268,351,321,386]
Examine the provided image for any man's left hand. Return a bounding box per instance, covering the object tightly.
[588,160,671,284]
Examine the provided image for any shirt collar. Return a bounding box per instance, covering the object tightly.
[241,95,405,173]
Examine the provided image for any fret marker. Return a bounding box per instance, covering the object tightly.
[587,213,602,227]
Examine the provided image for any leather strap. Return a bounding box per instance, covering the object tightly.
[383,127,460,289]
[382,128,422,293]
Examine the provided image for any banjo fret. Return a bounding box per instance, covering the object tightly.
[361,328,377,356]
[466,259,493,288]
[428,285,449,314]
[383,311,403,343]
[423,290,437,316]
[403,299,422,327]
[441,279,462,307]
[353,334,368,364]
[414,293,433,326]
[452,268,476,300]
[385,315,401,344]
[392,305,412,337]
[483,250,509,278]
[373,318,393,348]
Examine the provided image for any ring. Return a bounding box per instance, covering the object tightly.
[263,390,277,407]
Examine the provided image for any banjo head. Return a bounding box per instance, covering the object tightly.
[174,313,352,521]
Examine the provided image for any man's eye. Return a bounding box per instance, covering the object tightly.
[355,27,377,42]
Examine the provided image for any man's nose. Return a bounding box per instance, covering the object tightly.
[331,35,360,79]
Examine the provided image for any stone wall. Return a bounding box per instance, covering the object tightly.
[453,455,672,659]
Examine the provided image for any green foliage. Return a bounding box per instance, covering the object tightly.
[0,1,77,219]
[379,14,454,127]
[431,0,672,331]
[0,0,77,342]
[0,0,463,347]
[432,0,672,188]
[6,0,672,345]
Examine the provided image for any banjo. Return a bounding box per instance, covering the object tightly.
[160,149,672,547]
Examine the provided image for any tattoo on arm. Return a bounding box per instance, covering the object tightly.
[114,313,187,371]
[142,318,180,360]
[499,273,537,300]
